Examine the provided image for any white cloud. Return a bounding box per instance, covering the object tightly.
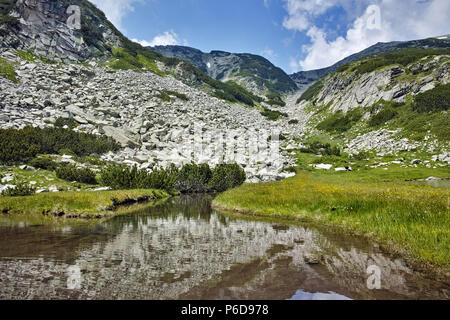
[90,0,144,31]
[284,0,450,71]
[132,31,180,47]
[261,47,278,60]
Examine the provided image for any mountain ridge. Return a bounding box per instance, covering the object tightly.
[290,37,450,90]
[151,45,298,95]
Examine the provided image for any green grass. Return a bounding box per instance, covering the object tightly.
[0,57,18,83]
[317,109,363,133]
[260,108,288,121]
[214,168,450,268]
[0,189,169,219]
[297,80,324,103]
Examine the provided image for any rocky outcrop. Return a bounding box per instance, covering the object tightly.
[0,0,122,62]
[313,55,449,113]
[290,36,450,89]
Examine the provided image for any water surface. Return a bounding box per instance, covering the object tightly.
[0,195,448,300]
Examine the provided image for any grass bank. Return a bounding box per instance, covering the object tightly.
[213,170,450,269]
[0,189,169,219]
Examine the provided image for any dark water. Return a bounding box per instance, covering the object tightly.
[0,195,448,300]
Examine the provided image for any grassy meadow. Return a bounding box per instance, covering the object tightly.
[0,189,169,219]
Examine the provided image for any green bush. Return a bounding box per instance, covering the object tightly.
[297,80,324,103]
[54,117,78,129]
[261,108,288,121]
[288,119,299,125]
[0,0,18,28]
[349,48,450,75]
[157,91,171,102]
[317,109,362,133]
[56,164,98,185]
[1,180,36,197]
[413,83,450,113]
[100,163,246,193]
[174,163,212,194]
[0,57,18,83]
[0,127,120,164]
[28,157,59,171]
[300,142,341,156]
[368,107,398,127]
[208,164,246,192]
[266,93,286,107]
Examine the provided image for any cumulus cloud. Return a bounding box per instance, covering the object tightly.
[90,0,144,31]
[261,47,278,60]
[132,31,180,47]
[284,0,450,71]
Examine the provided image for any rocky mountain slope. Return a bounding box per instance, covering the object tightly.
[296,48,450,159]
[152,45,298,95]
[290,37,450,91]
[0,49,305,182]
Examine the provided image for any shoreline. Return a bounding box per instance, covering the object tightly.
[211,200,450,282]
[0,189,170,221]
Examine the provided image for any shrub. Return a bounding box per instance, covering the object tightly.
[317,109,362,133]
[1,180,36,197]
[297,80,324,103]
[54,117,78,129]
[350,48,450,75]
[0,57,18,83]
[208,164,246,193]
[157,91,171,102]
[100,163,246,193]
[261,108,288,121]
[174,163,212,194]
[0,127,120,164]
[266,93,286,107]
[300,142,341,156]
[28,157,59,171]
[413,84,450,113]
[56,164,98,185]
[288,119,299,125]
[369,108,398,127]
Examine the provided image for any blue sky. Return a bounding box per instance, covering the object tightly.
[90,0,450,74]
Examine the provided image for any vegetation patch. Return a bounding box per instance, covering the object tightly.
[297,80,324,103]
[99,163,246,194]
[0,189,169,219]
[1,180,36,197]
[317,109,363,133]
[338,48,450,75]
[56,164,98,185]
[413,83,450,113]
[0,127,120,164]
[265,92,286,107]
[260,108,288,121]
[0,0,18,29]
[213,170,450,267]
[0,57,18,83]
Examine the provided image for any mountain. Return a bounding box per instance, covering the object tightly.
[0,0,301,183]
[0,0,125,62]
[295,46,450,156]
[151,45,298,95]
[290,37,450,90]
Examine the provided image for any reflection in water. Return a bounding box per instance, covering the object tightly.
[289,290,352,300]
[0,195,448,300]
